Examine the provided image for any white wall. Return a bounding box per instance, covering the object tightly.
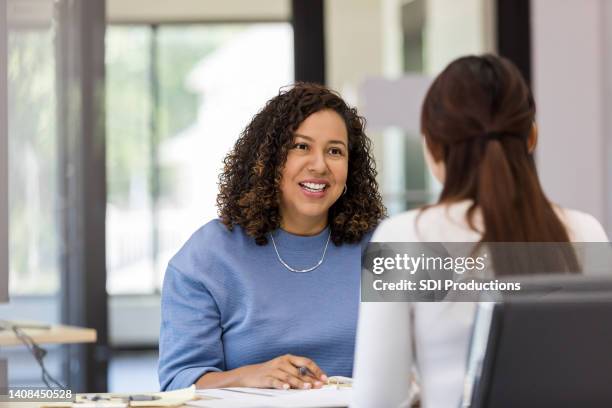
[605,1,612,235]
[109,295,160,345]
[532,0,609,231]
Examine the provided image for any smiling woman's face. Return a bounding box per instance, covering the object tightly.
[278,109,349,235]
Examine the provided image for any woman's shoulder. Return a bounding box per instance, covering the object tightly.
[189,218,242,241]
[371,211,421,242]
[371,201,482,243]
[371,203,609,243]
[181,219,247,251]
[554,206,609,242]
[168,219,250,276]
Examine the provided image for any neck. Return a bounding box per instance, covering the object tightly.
[281,215,328,236]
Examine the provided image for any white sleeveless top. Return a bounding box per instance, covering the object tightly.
[351,200,609,408]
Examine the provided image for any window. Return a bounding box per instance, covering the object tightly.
[106,23,294,294]
[1,0,64,388]
[0,1,8,303]
[7,12,60,296]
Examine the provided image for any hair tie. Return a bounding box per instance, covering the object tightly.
[484,132,514,142]
[484,131,506,141]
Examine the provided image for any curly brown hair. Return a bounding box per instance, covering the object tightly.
[217,82,386,245]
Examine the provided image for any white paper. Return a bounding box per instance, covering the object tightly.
[269,388,351,407]
[189,387,351,408]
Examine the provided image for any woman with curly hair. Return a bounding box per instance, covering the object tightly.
[158,83,386,391]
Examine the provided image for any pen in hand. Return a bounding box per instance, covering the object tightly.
[298,366,311,377]
[298,366,326,389]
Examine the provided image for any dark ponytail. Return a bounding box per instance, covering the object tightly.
[421,54,578,274]
[477,139,517,241]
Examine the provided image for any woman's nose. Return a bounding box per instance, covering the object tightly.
[307,151,328,174]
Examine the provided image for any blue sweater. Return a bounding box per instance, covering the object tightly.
[158,220,368,391]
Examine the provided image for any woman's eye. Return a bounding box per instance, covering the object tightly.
[329,147,344,156]
[294,143,308,150]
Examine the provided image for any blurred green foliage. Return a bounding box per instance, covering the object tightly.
[106,24,244,207]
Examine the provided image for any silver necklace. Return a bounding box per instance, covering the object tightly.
[270,230,331,273]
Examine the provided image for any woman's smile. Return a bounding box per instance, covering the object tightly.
[298,179,330,197]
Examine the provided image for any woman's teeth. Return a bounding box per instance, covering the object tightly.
[300,182,326,192]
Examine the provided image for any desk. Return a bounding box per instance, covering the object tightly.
[0,321,97,393]
[0,388,370,408]
[0,323,97,347]
[0,404,192,408]
[0,399,193,408]
[0,404,195,408]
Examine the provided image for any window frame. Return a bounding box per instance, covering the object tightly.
[0,0,8,303]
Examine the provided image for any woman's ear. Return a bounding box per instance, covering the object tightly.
[527,122,538,153]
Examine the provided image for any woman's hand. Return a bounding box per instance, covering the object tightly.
[237,354,328,389]
[195,354,328,390]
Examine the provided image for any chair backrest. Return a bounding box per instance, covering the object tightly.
[464,276,612,408]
